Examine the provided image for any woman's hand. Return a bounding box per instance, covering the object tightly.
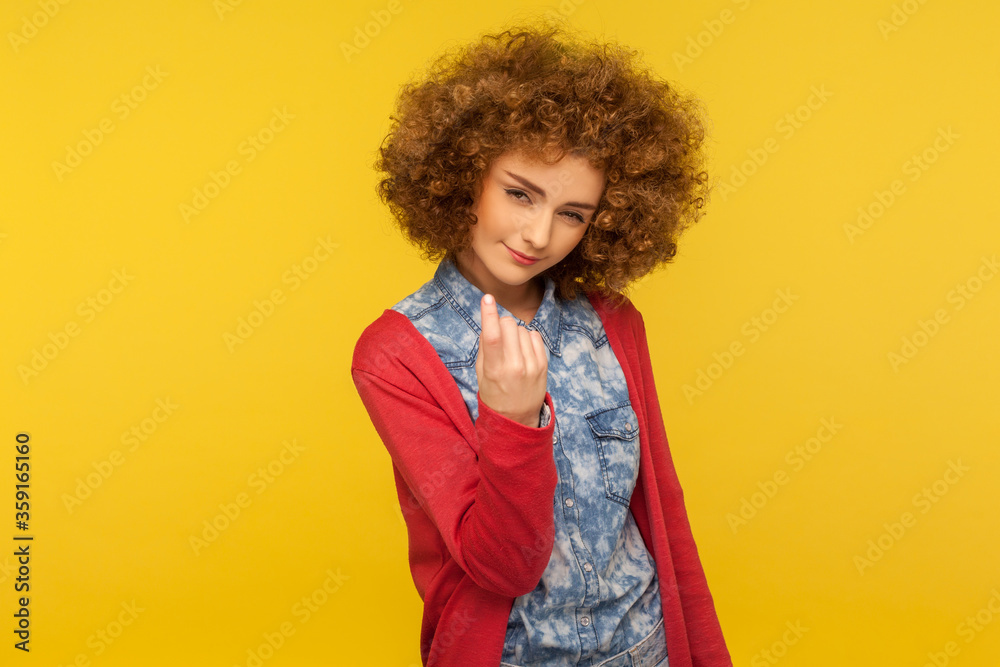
[475,294,548,428]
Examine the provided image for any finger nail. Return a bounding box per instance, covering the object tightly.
[484,294,494,305]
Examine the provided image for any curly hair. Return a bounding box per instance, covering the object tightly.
[374,18,710,306]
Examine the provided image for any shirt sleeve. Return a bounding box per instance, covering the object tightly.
[539,397,551,428]
[351,318,559,599]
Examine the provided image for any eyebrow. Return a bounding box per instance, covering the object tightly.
[502,170,599,210]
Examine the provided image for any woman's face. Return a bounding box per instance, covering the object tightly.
[455,148,606,301]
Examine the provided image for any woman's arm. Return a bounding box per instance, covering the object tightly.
[352,311,559,598]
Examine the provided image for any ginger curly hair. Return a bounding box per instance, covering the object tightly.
[374,19,710,306]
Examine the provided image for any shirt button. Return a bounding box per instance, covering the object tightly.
[564,498,574,507]
[581,616,590,626]
[583,562,593,572]
[625,422,633,431]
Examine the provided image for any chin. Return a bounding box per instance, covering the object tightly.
[497,257,545,279]
[493,269,536,287]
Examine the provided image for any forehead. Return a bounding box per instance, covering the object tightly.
[489,146,604,178]
[481,148,607,207]
[498,142,592,164]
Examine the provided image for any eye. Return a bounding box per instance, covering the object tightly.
[505,188,530,202]
[562,211,586,223]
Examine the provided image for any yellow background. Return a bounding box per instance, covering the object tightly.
[1,0,998,665]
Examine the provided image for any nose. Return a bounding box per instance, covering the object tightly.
[518,206,554,250]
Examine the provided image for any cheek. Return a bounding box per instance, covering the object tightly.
[471,202,498,238]
[471,223,494,246]
[469,215,485,246]
[562,226,588,253]
[542,237,576,266]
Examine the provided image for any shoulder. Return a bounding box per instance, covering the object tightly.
[584,289,644,332]
[352,267,476,383]
[388,269,479,368]
[352,301,470,418]
[390,276,446,322]
[351,309,428,379]
[352,273,444,373]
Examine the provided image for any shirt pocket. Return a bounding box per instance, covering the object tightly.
[584,401,641,507]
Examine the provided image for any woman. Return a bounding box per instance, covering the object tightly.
[351,20,732,667]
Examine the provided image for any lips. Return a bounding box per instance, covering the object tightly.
[504,244,539,265]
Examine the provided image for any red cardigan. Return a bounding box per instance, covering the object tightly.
[351,289,732,667]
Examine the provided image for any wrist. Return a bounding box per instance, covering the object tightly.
[499,404,544,428]
[476,392,549,429]
[508,412,540,428]
[521,400,552,429]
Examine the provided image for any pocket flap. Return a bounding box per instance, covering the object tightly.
[585,402,639,440]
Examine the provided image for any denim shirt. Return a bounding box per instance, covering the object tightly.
[391,256,663,666]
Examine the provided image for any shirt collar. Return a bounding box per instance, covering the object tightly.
[434,255,563,357]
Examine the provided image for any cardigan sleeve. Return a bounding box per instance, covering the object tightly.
[351,312,559,599]
[630,306,733,666]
